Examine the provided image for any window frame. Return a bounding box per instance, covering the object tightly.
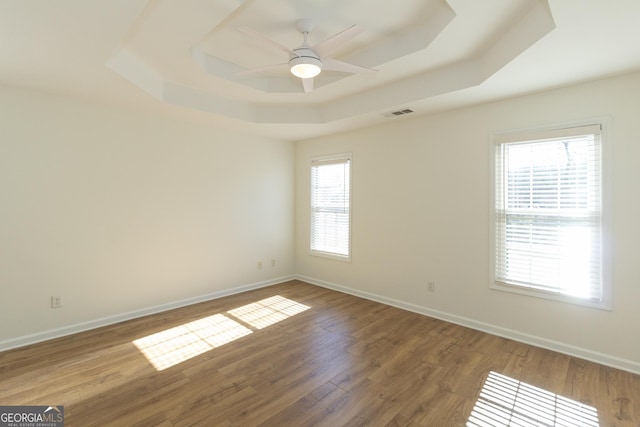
[490,119,612,310]
[309,153,352,262]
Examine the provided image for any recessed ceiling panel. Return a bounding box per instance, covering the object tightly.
[105,0,555,125]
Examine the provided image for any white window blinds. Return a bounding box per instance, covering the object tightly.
[310,155,351,260]
[494,124,604,303]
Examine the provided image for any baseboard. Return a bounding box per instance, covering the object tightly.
[0,275,295,352]
[297,275,640,376]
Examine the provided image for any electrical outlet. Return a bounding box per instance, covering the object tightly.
[427,281,436,292]
[257,261,263,269]
[51,296,63,308]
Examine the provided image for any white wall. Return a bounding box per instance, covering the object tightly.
[295,72,640,372]
[0,85,295,347]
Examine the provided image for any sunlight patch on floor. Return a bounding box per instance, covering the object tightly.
[133,313,252,371]
[133,295,311,370]
[227,295,311,329]
[467,371,599,427]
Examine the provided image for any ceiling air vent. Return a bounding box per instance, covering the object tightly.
[383,108,414,118]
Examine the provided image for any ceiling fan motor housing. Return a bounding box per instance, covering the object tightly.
[289,47,322,78]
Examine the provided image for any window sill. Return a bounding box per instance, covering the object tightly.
[309,250,351,263]
[490,281,611,310]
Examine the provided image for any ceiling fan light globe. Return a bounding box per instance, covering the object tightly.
[291,62,321,78]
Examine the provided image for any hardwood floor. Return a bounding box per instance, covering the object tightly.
[1,280,638,426]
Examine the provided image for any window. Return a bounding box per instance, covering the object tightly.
[310,154,351,261]
[492,123,610,308]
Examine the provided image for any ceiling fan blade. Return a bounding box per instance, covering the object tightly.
[322,57,377,74]
[301,77,314,93]
[238,26,295,55]
[312,24,363,58]
[236,63,288,76]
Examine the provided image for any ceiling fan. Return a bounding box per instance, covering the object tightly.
[238,18,377,93]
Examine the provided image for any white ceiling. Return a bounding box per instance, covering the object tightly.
[1,0,639,141]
